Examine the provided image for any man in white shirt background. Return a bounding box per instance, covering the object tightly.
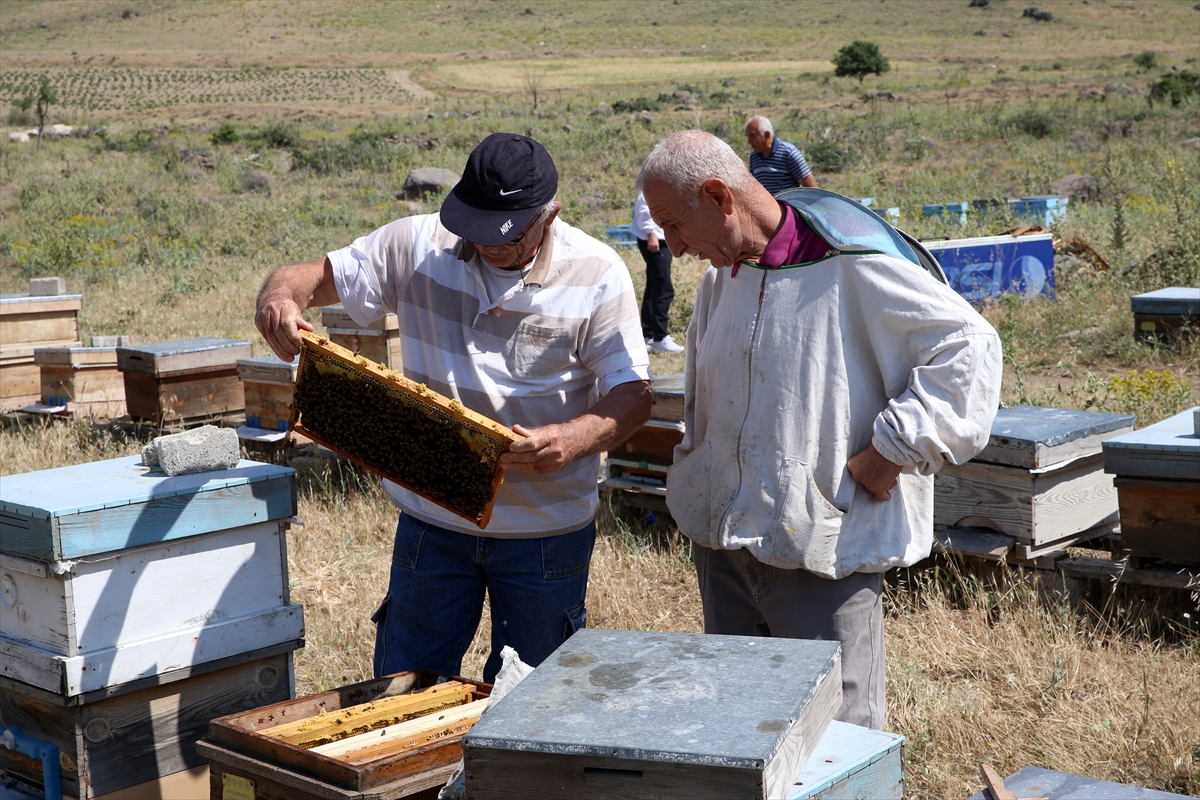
[632,190,684,354]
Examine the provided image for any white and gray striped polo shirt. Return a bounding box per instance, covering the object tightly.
[329,213,651,538]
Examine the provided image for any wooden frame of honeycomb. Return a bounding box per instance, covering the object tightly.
[290,331,523,528]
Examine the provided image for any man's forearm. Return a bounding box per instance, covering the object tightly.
[501,379,652,473]
[257,257,339,311]
[571,380,653,458]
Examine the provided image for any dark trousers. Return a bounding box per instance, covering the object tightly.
[637,237,674,341]
[372,514,596,683]
[693,543,886,729]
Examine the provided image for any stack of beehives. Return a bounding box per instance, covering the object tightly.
[0,278,82,412]
[602,372,685,512]
[0,455,303,798]
[934,405,1135,563]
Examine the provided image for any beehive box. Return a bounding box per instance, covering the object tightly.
[26,346,125,417]
[0,646,295,800]
[649,371,685,423]
[0,455,300,696]
[464,629,842,800]
[1103,407,1200,566]
[0,288,83,411]
[1131,287,1199,342]
[291,331,521,528]
[322,305,403,370]
[614,419,684,466]
[117,337,251,423]
[935,406,1133,551]
[787,721,904,800]
[965,766,1189,799]
[923,233,1055,305]
[237,355,299,433]
[200,670,491,797]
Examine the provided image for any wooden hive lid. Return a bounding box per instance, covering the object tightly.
[973,405,1136,469]
[33,346,119,368]
[291,331,522,528]
[236,354,299,385]
[320,304,399,333]
[0,293,83,314]
[117,337,252,375]
[465,629,841,797]
[650,371,684,398]
[0,456,296,561]
[1130,287,1200,316]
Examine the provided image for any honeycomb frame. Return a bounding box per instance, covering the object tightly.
[290,331,523,528]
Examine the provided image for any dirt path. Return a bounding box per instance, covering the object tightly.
[386,70,435,102]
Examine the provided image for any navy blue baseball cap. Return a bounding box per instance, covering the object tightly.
[440,133,559,246]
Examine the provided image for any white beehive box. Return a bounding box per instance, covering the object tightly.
[0,456,302,697]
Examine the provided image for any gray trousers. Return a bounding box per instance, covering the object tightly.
[693,544,885,729]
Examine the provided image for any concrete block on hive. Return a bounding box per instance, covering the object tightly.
[28,276,65,296]
[152,424,240,476]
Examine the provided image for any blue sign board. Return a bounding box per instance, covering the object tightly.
[923,233,1056,304]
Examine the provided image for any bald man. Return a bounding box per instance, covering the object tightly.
[746,116,818,193]
[640,130,1002,728]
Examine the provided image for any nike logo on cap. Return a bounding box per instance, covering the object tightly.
[498,188,523,196]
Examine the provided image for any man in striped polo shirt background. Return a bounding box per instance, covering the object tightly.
[255,133,652,683]
[745,115,819,194]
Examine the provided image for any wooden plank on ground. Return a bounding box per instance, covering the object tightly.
[1058,557,1200,590]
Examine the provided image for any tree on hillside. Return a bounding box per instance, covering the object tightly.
[832,41,891,84]
[21,78,57,151]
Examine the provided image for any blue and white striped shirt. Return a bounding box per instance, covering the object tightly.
[749,138,813,195]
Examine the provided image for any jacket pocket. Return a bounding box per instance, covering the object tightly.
[666,442,716,547]
[509,321,576,378]
[768,459,844,577]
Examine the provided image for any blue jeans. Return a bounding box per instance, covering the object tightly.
[372,513,596,683]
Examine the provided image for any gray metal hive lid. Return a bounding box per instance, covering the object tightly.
[650,372,684,398]
[465,629,841,769]
[1130,287,1200,317]
[975,405,1136,468]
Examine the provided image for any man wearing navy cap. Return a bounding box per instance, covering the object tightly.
[256,133,652,681]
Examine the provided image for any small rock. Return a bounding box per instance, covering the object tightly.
[969,0,988,6]
[562,124,573,133]
[1048,174,1099,201]
[240,169,272,194]
[1078,87,1106,102]
[399,167,459,199]
[396,200,422,216]
[48,124,74,137]
[675,104,694,111]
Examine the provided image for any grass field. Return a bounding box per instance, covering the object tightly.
[1,1,1198,797]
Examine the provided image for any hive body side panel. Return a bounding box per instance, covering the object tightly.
[933,463,1035,537]
[0,565,71,654]
[66,521,286,657]
[53,475,295,560]
[1029,459,1119,545]
[464,748,766,800]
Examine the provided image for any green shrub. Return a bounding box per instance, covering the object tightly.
[1133,51,1158,72]
[1149,70,1200,107]
[243,121,302,149]
[291,139,393,175]
[210,123,238,145]
[804,139,857,172]
[611,97,660,113]
[1003,109,1058,138]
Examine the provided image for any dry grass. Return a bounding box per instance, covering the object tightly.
[887,563,1200,797]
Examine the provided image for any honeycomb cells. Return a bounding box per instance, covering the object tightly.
[294,352,505,521]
